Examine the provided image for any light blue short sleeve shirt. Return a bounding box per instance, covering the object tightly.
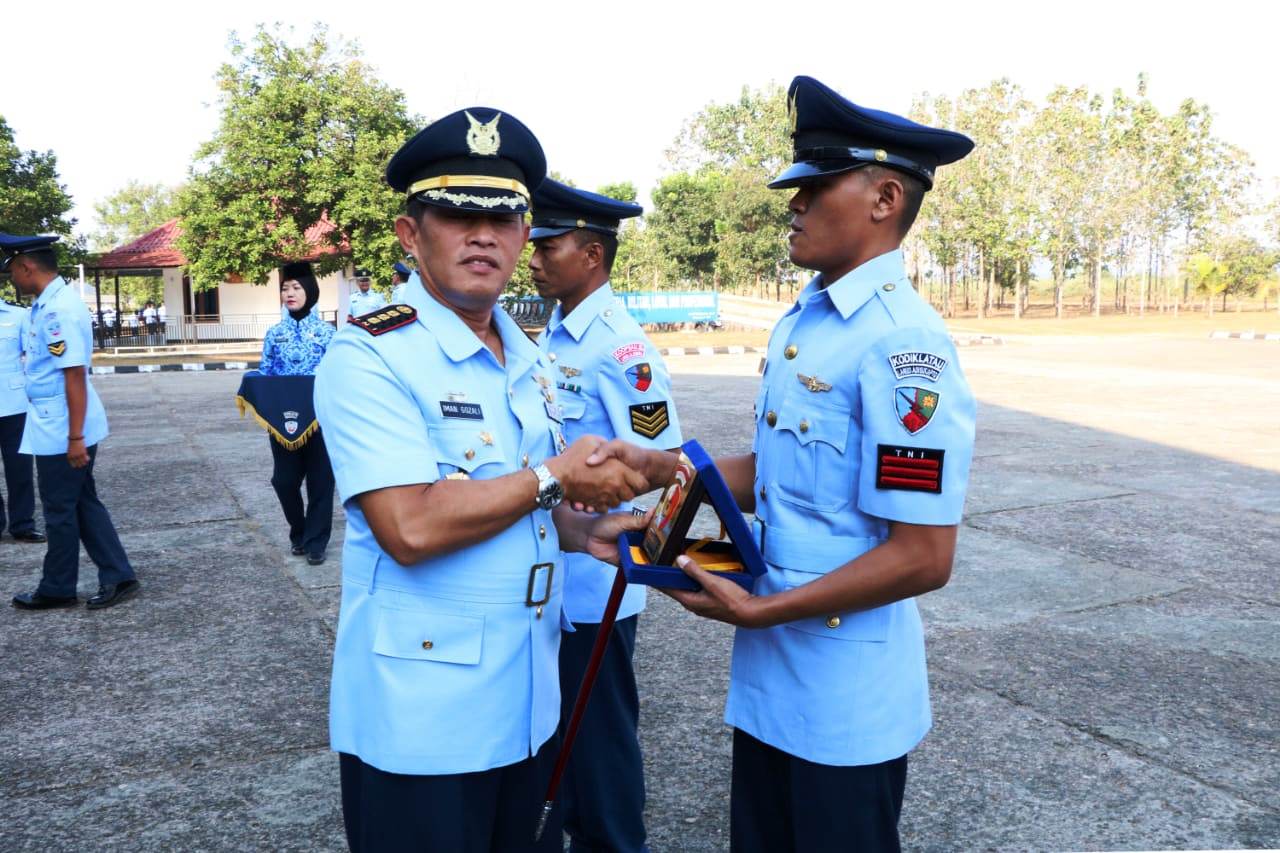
[537,283,683,623]
[0,300,28,417]
[727,249,975,766]
[315,273,570,775]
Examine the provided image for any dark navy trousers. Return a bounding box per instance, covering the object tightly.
[35,444,134,598]
[267,432,334,554]
[339,736,564,853]
[0,412,36,535]
[557,614,647,853]
[730,728,908,853]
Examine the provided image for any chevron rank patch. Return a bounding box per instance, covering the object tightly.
[629,401,670,439]
[350,305,416,336]
[47,341,67,357]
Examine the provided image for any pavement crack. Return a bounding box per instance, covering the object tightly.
[964,491,1138,518]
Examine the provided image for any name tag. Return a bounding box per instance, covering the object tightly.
[440,401,483,420]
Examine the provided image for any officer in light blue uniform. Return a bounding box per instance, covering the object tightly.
[0,293,43,543]
[388,261,412,304]
[314,106,650,853]
[345,269,386,319]
[529,179,682,853]
[3,233,138,610]
[595,76,976,852]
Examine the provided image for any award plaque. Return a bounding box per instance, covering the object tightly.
[619,439,765,592]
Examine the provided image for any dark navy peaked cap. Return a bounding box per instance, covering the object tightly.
[386,107,547,214]
[0,232,60,271]
[392,261,412,278]
[530,179,643,241]
[770,76,974,191]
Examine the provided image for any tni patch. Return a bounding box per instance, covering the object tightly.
[351,305,416,336]
[47,341,67,357]
[895,386,939,434]
[875,445,943,494]
[629,402,670,439]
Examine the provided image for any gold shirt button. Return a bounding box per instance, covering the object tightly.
[421,640,434,650]
[799,419,810,433]
[826,616,841,629]
[536,605,544,619]
[539,524,547,539]
[549,353,557,362]
[522,454,530,467]
[882,283,896,292]
[765,411,777,427]
[464,449,476,460]
[784,344,798,359]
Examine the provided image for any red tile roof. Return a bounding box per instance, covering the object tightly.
[93,215,347,271]
[94,219,186,269]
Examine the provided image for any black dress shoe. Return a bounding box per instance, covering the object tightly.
[307,552,326,566]
[86,579,141,610]
[291,545,306,556]
[12,531,47,543]
[12,590,78,610]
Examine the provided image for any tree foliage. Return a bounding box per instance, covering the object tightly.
[92,181,181,251]
[177,24,415,290]
[0,115,78,263]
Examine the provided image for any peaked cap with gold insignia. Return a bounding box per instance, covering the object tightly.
[386,107,547,214]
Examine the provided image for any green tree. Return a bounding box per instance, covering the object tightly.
[0,115,77,263]
[91,181,181,251]
[178,24,415,290]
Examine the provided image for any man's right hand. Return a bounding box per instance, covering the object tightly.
[546,436,649,510]
[585,439,679,493]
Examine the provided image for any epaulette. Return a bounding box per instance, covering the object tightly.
[350,304,416,336]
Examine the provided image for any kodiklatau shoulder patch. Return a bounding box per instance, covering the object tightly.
[350,304,416,336]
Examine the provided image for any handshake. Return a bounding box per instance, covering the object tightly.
[542,436,677,511]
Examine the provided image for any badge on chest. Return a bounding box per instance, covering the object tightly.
[440,400,484,420]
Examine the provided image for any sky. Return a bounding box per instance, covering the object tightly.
[3,0,1277,243]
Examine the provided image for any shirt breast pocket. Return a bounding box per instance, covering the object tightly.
[772,391,855,512]
[428,422,505,479]
[372,606,484,665]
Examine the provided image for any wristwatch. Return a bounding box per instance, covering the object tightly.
[532,463,564,510]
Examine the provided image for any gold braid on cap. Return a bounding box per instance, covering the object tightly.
[407,175,530,200]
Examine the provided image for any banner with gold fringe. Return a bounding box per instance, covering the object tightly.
[234,372,320,451]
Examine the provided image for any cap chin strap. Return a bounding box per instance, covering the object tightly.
[407,174,530,201]
[793,146,935,185]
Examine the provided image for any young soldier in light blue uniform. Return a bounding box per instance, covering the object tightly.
[0,292,43,543]
[3,233,139,610]
[345,269,386,319]
[585,76,976,852]
[313,107,652,853]
[529,179,682,853]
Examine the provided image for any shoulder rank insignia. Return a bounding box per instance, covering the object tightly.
[629,401,670,439]
[48,341,67,357]
[350,304,416,336]
[797,373,832,392]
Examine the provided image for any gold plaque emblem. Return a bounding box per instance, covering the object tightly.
[465,111,502,156]
[797,373,832,393]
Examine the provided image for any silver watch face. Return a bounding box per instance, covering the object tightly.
[538,479,564,509]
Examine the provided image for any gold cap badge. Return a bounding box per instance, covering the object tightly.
[465,111,501,156]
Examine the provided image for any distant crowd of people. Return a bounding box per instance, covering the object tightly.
[91,300,166,335]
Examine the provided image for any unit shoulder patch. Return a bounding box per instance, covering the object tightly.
[350,304,416,336]
[888,350,948,381]
[875,444,943,493]
[612,342,646,364]
[629,401,670,439]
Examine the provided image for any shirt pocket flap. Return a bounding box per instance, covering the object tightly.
[373,607,484,665]
[774,393,850,453]
[558,395,587,422]
[776,566,889,642]
[428,423,504,474]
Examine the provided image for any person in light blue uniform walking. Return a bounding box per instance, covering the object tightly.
[529,178,682,853]
[314,106,652,853]
[3,233,138,610]
[346,269,386,319]
[0,293,44,544]
[584,76,977,852]
[258,260,336,564]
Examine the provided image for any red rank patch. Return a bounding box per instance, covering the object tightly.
[875,444,944,494]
